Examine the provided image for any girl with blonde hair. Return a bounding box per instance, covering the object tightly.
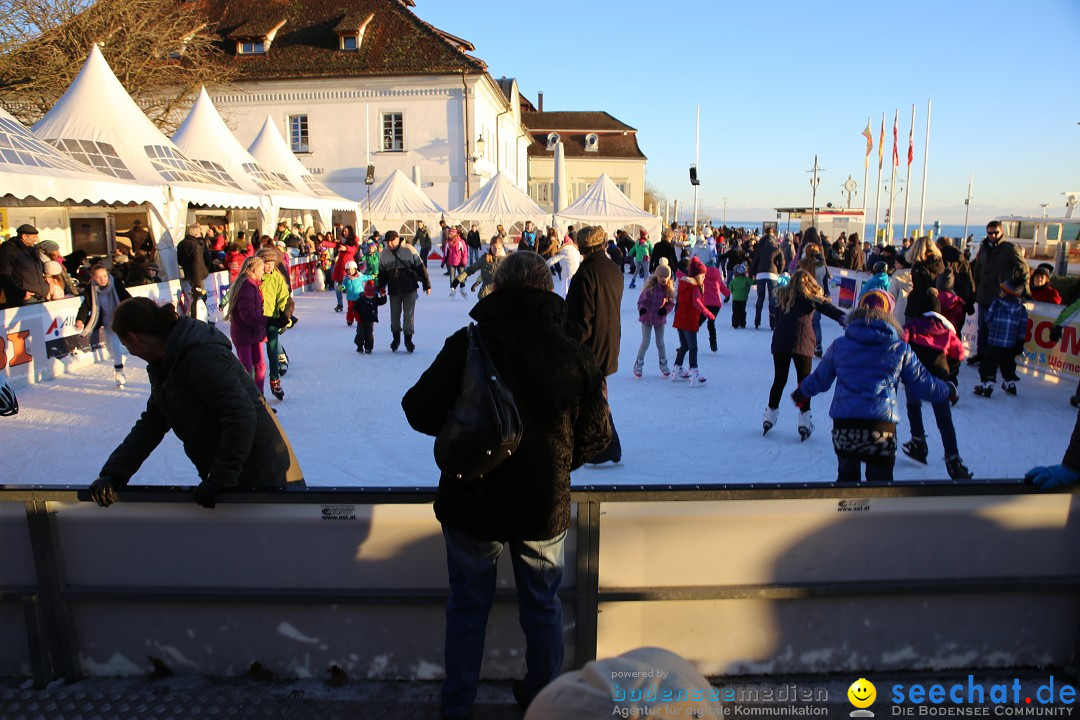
[763,269,846,439]
[225,255,268,394]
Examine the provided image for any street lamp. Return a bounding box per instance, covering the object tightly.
[470,133,486,164]
[723,197,728,225]
[807,155,824,228]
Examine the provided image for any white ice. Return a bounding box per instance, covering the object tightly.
[4,276,1075,488]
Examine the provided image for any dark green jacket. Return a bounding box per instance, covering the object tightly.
[99,317,303,490]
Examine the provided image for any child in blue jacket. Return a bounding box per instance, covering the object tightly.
[792,289,954,483]
[976,278,1028,397]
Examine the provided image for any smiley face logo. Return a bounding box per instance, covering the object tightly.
[848,678,876,709]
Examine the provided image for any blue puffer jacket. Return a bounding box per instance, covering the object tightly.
[800,308,950,423]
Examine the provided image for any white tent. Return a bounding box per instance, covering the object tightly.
[172,89,336,235]
[448,172,548,239]
[362,169,444,236]
[247,115,359,230]
[32,46,261,276]
[0,106,163,209]
[556,173,662,240]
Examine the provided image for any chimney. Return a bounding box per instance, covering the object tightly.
[537,91,543,112]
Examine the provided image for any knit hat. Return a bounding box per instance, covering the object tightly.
[734,263,747,275]
[1033,263,1053,278]
[38,240,60,254]
[1000,278,1023,297]
[653,258,671,281]
[688,256,707,277]
[345,260,358,271]
[859,289,896,314]
[43,260,63,276]
[872,261,887,274]
[363,280,376,297]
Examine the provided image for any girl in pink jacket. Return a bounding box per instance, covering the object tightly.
[445,229,469,297]
[702,261,731,352]
[633,258,675,378]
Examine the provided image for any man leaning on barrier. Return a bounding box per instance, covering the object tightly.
[88,297,304,509]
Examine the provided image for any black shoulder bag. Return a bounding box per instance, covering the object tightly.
[434,324,523,480]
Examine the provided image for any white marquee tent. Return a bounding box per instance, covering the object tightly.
[32,46,262,275]
[362,169,444,236]
[556,173,662,240]
[0,106,163,209]
[172,89,333,235]
[448,172,548,238]
[247,115,359,230]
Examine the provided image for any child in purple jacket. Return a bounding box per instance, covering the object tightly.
[633,258,675,378]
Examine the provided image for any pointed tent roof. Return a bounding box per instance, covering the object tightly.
[32,46,259,210]
[556,173,661,239]
[172,88,326,211]
[449,172,547,226]
[364,169,444,220]
[0,106,163,208]
[247,115,358,213]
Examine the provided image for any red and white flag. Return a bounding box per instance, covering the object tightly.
[862,119,873,169]
[891,111,899,167]
[907,120,914,166]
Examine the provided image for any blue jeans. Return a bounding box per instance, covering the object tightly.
[905,385,959,458]
[811,310,823,351]
[442,526,566,718]
[754,279,776,328]
[468,246,481,266]
[674,328,699,368]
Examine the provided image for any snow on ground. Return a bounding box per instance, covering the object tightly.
[4,270,1076,489]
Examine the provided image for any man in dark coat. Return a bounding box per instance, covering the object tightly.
[750,226,784,329]
[89,298,304,509]
[649,229,679,273]
[969,220,1029,364]
[402,251,610,719]
[377,230,431,352]
[566,226,623,464]
[0,224,49,307]
[176,224,211,317]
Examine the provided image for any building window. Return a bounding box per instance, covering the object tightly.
[238,40,265,55]
[615,182,630,196]
[529,182,552,204]
[382,112,404,151]
[341,35,358,51]
[289,115,309,153]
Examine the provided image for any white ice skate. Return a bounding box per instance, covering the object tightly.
[113,368,126,387]
[671,366,690,382]
[689,369,707,387]
[632,359,644,378]
[797,410,814,441]
[448,288,456,298]
[763,407,779,435]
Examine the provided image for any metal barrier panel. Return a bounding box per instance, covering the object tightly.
[0,502,35,677]
[595,494,1080,674]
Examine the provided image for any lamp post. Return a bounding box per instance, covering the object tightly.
[467,133,486,196]
[723,197,728,226]
[807,155,824,228]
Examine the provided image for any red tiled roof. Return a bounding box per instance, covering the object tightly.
[201,0,486,79]
[522,111,636,133]
[526,132,646,160]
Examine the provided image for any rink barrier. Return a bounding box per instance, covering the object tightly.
[0,258,320,389]
[0,481,1077,686]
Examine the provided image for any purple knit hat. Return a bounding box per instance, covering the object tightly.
[859,289,896,314]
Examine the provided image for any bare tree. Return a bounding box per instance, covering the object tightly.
[644,181,667,215]
[0,0,234,133]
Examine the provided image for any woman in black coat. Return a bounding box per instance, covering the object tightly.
[402,251,610,719]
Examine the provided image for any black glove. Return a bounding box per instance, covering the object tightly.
[791,386,810,411]
[89,477,119,507]
[657,308,668,316]
[639,307,647,316]
[1049,325,1064,343]
[947,381,958,406]
[193,481,219,510]
[1013,341,1026,357]
[270,314,290,328]
[965,304,975,316]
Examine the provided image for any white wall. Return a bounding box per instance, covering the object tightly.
[210,73,525,213]
[529,156,647,211]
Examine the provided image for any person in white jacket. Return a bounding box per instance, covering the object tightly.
[546,236,582,296]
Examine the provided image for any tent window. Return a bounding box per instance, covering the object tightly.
[382,112,404,151]
[302,174,335,197]
[144,144,220,185]
[242,162,293,192]
[239,40,265,55]
[289,114,309,153]
[195,159,243,190]
[49,138,135,180]
[0,119,95,173]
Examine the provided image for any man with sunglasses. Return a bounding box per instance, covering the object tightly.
[969,220,1029,366]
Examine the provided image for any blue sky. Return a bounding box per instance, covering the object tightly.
[420,0,1080,224]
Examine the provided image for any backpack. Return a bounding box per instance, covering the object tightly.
[433,324,523,480]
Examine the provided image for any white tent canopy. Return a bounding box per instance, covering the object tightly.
[362,169,444,234]
[172,88,327,228]
[0,106,163,208]
[448,172,548,238]
[247,115,359,228]
[32,46,260,213]
[556,173,662,240]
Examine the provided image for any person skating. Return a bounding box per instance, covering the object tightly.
[702,259,731,352]
[75,263,132,386]
[671,256,714,386]
[633,259,674,378]
[975,278,1028,397]
[352,280,387,354]
[377,231,431,352]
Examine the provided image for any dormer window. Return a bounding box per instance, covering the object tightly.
[239,40,265,55]
[336,12,374,52]
[230,18,285,56]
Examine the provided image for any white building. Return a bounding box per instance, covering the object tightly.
[202,0,531,213]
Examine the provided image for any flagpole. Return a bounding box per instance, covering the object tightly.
[902,104,915,240]
[887,110,898,245]
[862,116,870,241]
[873,113,884,243]
[962,172,974,246]
[918,99,932,236]
[692,105,700,232]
